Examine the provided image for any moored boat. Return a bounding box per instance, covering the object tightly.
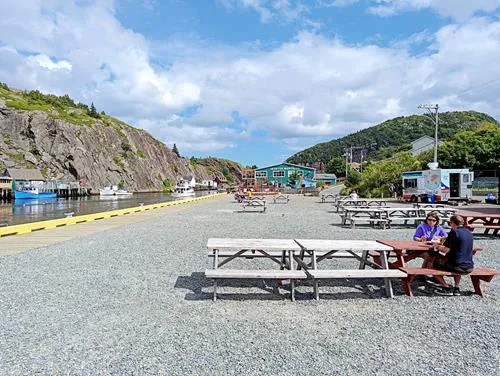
[172,180,195,197]
[15,186,57,199]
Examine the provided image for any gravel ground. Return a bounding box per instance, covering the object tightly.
[0,195,498,375]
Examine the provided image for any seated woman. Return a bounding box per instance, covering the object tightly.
[412,211,447,269]
[413,211,447,242]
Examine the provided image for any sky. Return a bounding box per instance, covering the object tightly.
[0,0,499,167]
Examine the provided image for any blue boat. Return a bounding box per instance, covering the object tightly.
[15,186,57,199]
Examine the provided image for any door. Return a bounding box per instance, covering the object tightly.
[449,173,460,197]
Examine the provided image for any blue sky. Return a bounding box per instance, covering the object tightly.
[0,0,499,167]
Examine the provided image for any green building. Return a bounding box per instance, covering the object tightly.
[255,163,315,188]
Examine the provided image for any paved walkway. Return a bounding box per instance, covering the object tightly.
[0,202,196,257]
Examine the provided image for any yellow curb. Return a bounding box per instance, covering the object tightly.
[0,192,228,237]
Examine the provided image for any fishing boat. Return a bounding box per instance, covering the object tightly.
[99,186,115,196]
[114,189,133,196]
[172,180,195,197]
[15,186,57,199]
[100,185,133,196]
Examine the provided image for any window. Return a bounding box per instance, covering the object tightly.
[404,178,417,189]
[255,171,267,178]
[273,170,285,177]
[462,174,470,183]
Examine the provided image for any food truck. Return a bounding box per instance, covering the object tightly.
[402,168,473,203]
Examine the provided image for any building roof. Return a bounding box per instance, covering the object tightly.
[411,135,434,145]
[315,173,337,180]
[3,168,45,181]
[256,162,315,171]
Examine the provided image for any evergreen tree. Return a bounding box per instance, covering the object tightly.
[88,102,98,118]
[172,143,180,157]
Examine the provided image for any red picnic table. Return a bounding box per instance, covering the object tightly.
[375,240,482,269]
[457,211,500,236]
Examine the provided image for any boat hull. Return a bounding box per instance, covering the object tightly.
[15,191,57,199]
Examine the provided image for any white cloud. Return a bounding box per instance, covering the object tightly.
[367,0,500,21]
[318,0,360,7]
[30,54,72,71]
[218,0,308,23]
[0,1,499,159]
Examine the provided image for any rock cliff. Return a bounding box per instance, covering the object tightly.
[0,87,243,192]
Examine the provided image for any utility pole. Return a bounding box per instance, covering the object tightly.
[418,104,439,169]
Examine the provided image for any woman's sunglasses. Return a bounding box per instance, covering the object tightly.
[427,218,437,222]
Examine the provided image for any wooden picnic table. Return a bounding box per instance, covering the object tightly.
[320,193,339,203]
[375,239,482,268]
[294,239,405,299]
[205,238,406,300]
[241,199,267,213]
[457,211,500,236]
[341,207,389,229]
[205,238,303,300]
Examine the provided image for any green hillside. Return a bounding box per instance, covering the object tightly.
[286,111,499,165]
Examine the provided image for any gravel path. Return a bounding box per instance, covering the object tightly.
[0,195,498,375]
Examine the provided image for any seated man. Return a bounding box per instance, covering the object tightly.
[431,215,474,296]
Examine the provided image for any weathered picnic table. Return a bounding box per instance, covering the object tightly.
[241,199,266,213]
[320,193,339,203]
[205,238,406,301]
[336,199,388,212]
[294,239,405,299]
[205,238,304,301]
[341,207,390,229]
[273,194,290,204]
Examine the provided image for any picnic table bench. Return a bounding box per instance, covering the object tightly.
[458,211,500,236]
[273,194,290,204]
[400,267,500,297]
[320,193,338,203]
[241,199,266,213]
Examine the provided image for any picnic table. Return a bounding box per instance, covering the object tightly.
[205,238,406,300]
[205,238,305,301]
[294,239,405,299]
[341,207,389,229]
[241,199,266,213]
[336,199,388,212]
[412,203,446,209]
[320,193,340,203]
[273,194,290,204]
[375,240,496,297]
[457,211,500,236]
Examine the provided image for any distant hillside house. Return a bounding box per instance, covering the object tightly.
[255,163,315,188]
[411,136,436,156]
[315,173,337,185]
[200,179,217,188]
[242,168,256,188]
[349,162,361,171]
[182,175,196,188]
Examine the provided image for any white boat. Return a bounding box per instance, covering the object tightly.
[115,189,132,196]
[100,185,133,196]
[100,186,115,196]
[172,180,195,197]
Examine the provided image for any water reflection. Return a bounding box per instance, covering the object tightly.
[0,191,215,227]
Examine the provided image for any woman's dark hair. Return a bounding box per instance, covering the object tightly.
[426,211,440,224]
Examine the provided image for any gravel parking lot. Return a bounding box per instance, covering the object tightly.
[0,194,498,375]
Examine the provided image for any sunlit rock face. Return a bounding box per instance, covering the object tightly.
[0,103,243,192]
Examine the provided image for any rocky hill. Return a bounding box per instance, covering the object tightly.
[0,85,244,192]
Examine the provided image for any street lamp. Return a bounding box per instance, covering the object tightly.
[417,104,439,169]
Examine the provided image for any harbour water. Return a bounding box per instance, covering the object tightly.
[0,191,216,227]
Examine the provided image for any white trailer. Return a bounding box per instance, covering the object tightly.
[402,168,474,203]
